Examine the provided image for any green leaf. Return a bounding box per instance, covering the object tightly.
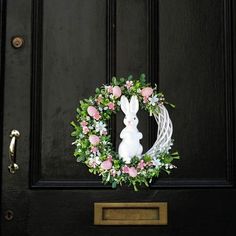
[143,179,149,187]
[133,183,138,191]
[120,77,125,83]
[112,181,117,189]
[171,151,179,156]
[112,76,117,85]
[165,102,175,108]
[171,151,180,159]
[77,156,85,162]
[70,121,76,127]
[140,73,146,83]
[106,173,111,182]
[163,169,171,174]
[127,75,133,81]
[143,155,152,162]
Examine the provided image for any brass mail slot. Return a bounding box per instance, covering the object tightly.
[94,202,168,225]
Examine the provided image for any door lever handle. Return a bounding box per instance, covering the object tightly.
[8,130,20,174]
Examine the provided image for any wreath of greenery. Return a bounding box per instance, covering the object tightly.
[71,74,179,191]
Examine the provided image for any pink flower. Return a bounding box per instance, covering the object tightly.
[101,160,112,170]
[125,80,133,89]
[102,130,108,135]
[87,106,98,117]
[112,86,122,98]
[91,146,98,153]
[80,120,88,127]
[110,169,116,177]
[107,155,113,161]
[82,126,89,134]
[122,165,130,174]
[143,96,149,103]
[106,86,113,93]
[147,162,153,166]
[108,102,115,110]
[96,95,103,104]
[141,87,153,97]
[128,167,138,177]
[89,135,100,145]
[137,160,146,170]
[93,112,101,120]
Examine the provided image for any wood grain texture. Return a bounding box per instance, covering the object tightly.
[1,0,236,235]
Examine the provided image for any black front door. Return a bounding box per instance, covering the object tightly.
[1,0,235,235]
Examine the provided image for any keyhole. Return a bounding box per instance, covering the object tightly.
[4,210,14,221]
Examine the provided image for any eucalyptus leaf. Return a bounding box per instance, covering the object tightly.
[112,181,117,189]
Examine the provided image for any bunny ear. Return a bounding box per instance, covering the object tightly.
[129,95,139,114]
[120,95,129,114]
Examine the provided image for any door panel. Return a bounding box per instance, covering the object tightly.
[31,0,113,186]
[41,0,107,180]
[1,0,235,235]
[157,0,234,184]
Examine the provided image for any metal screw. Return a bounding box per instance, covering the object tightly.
[4,210,14,221]
[11,36,24,49]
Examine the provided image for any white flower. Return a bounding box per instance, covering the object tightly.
[95,121,107,135]
[125,80,133,89]
[153,158,161,167]
[105,85,113,93]
[88,156,101,167]
[148,95,159,106]
[94,156,101,164]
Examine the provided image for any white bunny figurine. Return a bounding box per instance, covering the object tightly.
[118,95,143,164]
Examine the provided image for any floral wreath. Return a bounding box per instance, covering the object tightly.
[71,74,179,191]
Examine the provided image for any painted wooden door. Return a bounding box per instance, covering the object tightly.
[1,0,235,235]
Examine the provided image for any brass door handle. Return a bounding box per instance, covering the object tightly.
[8,130,20,174]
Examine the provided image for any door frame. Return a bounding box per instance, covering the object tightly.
[0,0,6,233]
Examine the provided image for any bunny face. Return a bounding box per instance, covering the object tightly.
[124,113,139,128]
